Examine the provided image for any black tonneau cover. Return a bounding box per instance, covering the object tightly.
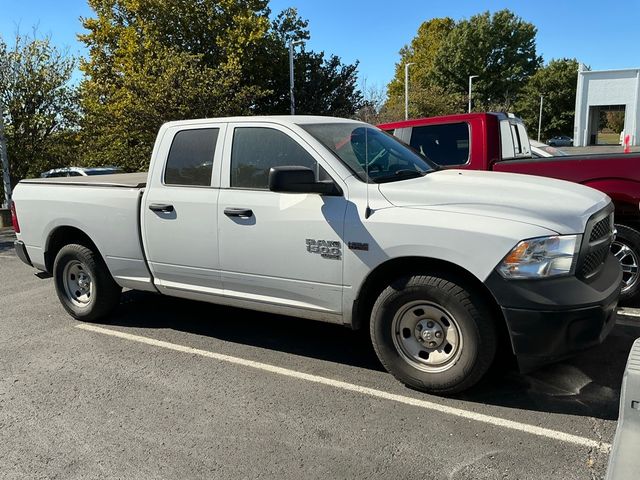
[20,172,148,188]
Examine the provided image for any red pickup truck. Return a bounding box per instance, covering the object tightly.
[379,113,640,302]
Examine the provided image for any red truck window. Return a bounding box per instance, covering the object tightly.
[409,123,470,166]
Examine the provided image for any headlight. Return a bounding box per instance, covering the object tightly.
[498,235,580,279]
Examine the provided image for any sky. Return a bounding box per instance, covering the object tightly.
[1,0,639,91]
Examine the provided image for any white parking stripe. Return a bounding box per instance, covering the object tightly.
[77,323,611,453]
[617,308,640,318]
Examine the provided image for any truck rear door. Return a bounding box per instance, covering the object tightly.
[217,123,347,318]
[142,123,226,295]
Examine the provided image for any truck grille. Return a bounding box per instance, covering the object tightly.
[578,209,614,279]
[590,216,612,242]
[579,246,610,277]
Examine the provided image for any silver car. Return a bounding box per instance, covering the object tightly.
[40,167,122,178]
[547,135,573,147]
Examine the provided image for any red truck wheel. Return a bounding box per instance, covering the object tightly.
[612,225,640,304]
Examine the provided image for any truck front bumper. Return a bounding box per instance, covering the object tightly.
[485,253,622,372]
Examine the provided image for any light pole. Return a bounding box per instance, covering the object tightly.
[537,94,544,142]
[289,39,304,115]
[0,104,11,209]
[404,62,414,120]
[468,75,479,113]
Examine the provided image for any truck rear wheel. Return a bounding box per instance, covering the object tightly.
[53,244,121,321]
[370,274,497,394]
[612,224,640,304]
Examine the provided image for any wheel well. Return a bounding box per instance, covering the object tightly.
[352,257,512,352]
[44,226,100,273]
[613,201,640,232]
[615,219,640,233]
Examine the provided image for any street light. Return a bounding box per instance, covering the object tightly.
[537,94,544,142]
[468,75,479,113]
[404,62,415,120]
[0,103,11,209]
[289,39,304,115]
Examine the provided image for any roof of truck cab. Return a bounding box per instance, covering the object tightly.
[377,112,514,130]
[162,115,365,128]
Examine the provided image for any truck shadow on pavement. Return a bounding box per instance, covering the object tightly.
[107,290,639,421]
[0,230,15,253]
[459,322,638,420]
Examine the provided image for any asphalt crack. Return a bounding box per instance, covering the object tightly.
[587,417,608,479]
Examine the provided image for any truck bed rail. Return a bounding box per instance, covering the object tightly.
[19,172,148,188]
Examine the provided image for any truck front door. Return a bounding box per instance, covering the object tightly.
[217,124,347,319]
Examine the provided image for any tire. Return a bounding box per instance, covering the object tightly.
[612,224,640,303]
[370,273,497,395]
[53,244,122,321]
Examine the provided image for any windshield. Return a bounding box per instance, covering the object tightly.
[302,123,435,183]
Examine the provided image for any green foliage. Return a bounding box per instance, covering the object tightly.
[604,111,625,133]
[384,18,460,121]
[384,10,541,120]
[433,10,541,111]
[79,2,362,171]
[294,52,361,116]
[79,0,272,171]
[0,33,79,195]
[386,18,455,100]
[513,58,579,139]
[249,8,362,116]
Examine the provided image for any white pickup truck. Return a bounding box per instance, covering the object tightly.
[11,116,622,394]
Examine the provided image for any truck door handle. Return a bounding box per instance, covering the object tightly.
[224,207,253,218]
[149,203,174,213]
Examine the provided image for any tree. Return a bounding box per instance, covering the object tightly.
[354,81,386,124]
[386,18,455,100]
[605,111,625,133]
[383,18,459,120]
[243,7,310,114]
[433,10,542,111]
[247,8,362,116]
[79,0,272,171]
[0,32,78,200]
[79,2,363,171]
[514,58,579,140]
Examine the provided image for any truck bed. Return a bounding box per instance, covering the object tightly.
[13,174,154,292]
[493,152,640,184]
[21,172,148,188]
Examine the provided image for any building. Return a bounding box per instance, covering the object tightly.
[573,65,640,146]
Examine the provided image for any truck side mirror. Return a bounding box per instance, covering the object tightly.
[268,166,341,195]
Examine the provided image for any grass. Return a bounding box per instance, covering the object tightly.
[597,132,620,145]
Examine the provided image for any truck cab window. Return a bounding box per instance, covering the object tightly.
[410,123,470,166]
[231,127,317,189]
[164,128,219,186]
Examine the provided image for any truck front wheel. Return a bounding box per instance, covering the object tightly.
[612,224,640,303]
[370,274,497,394]
[53,244,122,321]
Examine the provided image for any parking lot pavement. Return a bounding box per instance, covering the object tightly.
[1,232,639,479]
[560,145,640,155]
